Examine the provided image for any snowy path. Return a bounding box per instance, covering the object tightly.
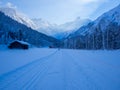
[0,49,120,90]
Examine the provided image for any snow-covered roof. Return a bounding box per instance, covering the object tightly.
[10,40,30,45]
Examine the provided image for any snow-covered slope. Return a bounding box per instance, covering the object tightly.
[32,18,55,29]
[32,18,58,36]
[0,6,90,39]
[0,48,120,90]
[33,17,90,39]
[95,4,120,26]
[58,17,91,32]
[54,17,91,39]
[0,11,60,47]
[64,4,120,49]
[0,7,37,29]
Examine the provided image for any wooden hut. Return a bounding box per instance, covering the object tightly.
[8,40,29,49]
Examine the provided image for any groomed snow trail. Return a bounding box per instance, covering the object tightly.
[0,49,120,90]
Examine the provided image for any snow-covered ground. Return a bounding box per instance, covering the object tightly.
[0,48,120,90]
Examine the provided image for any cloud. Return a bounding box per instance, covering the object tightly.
[66,0,108,17]
[6,2,17,9]
[0,1,17,9]
[36,0,110,24]
[80,0,99,4]
[73,0,109,17]
[79,0,108,4]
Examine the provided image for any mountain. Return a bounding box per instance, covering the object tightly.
[0,7,37,29]
[33,17,91,39]
[64,4,120,50]
[32,18,58,36]
[0,7,90,40]
[58,17,91,32]
[32,18,55,29]
[0,11,60,47]
[54,17,91,39]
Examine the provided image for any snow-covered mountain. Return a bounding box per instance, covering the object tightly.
[58,17,91,32]
[54,17,91,39]
[0,6,90,39]
[64,4,120,50]
[32,18,58,36]
[0,7,37,29]
[32,18,56,29]
[0,11,60,47]
[33,17,91,39]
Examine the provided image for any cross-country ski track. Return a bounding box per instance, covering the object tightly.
[0,48,120,90]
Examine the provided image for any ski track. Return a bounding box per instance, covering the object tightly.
[0,50,58,90]
[0,49,120,90]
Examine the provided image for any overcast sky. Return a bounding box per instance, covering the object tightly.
[0,0,120,24]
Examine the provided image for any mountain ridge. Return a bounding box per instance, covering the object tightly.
[0,7,37,29]
[64,4,120,50]
[0,11,60,47]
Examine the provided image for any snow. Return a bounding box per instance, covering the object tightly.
[70,4,120,38]
[32,17,91,39]
[95,4,120,27]
[0,7,37,29]
[0,48,120,90]
[66,4,120,50]
[0,48,56,75]
[9,40,30,45]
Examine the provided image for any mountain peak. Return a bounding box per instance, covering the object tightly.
[94,4,120,26]
[65,4,120,49]
[0,7,37,29]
